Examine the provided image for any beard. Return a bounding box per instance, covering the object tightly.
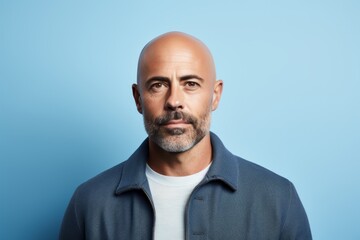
[143,110,211,153]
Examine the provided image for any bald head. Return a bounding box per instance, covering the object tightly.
[137,32,216,84]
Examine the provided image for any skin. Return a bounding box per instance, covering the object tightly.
[132,32,223,176]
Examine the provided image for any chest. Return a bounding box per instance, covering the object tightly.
[84,183,283,240]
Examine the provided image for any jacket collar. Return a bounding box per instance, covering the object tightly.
[205,132,239,191]
[115,132,239,195]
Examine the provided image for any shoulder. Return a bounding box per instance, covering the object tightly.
[224,156,312,239]
[231,155,296,207]
[71,139,149,205]
[236,156,290,186]
[210,132,291,194]
[73,162,126,203]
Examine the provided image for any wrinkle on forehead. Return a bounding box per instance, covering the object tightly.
[137,32,216,83]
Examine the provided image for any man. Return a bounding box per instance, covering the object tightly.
[60,32,312,240]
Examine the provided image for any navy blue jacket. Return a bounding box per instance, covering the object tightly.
[60,133,312,239]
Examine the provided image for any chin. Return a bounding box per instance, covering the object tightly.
[165,127,186,136]
[154,133,195,153]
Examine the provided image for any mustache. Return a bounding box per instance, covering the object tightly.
[154,111,197,126]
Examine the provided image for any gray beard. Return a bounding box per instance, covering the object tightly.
[144,111,210,153]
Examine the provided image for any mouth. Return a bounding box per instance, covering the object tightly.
[162,120,189,128]
[155,111,195,130]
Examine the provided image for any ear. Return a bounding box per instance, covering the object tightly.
[211,80,223,111]
[132,84,143,114]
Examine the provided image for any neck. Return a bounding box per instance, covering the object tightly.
[147,133,212,176]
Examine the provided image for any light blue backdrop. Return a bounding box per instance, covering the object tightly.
[1,0,359,239]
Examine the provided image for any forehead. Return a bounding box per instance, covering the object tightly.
[138,40,215,80]
[143,48,202,68]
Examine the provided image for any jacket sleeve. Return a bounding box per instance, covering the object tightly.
[280,182,312,240]
[59,188,84,240]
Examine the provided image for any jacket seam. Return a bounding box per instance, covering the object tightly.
[73,187,83,238]
[279,180,293,238]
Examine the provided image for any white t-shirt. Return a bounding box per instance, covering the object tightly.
[145,163,211,240]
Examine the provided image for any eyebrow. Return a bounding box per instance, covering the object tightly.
[180,75,204,82]
[146,76,170,83]
[146,75,204,83]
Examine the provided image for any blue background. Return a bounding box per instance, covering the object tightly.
[1,0,359,239]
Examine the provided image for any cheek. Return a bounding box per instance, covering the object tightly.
[141,96,164,117]
[187,93,213,110]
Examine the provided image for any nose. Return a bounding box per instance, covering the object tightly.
[165,85,184,111]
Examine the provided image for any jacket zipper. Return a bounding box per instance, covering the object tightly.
[184,178,211,240]
[142,188,156,240]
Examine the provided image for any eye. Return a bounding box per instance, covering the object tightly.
[184,81,200,90]
[153,83,163,88]
[149,82,168,92]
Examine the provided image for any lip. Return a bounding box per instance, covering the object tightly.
[162,120,189,127]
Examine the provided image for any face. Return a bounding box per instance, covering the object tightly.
[133,34,222,153]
